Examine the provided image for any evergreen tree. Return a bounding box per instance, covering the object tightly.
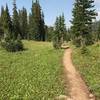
[19,7,28,39]
[33,0,41,41]
[40,12,45,41]
[3,4,12,39]
[71,0,96,47]
[1,1,23,52]
[46,26,54,41]
[0,6,4,39]
[53,14,66,49]
[92,20,100,42]
[60,14,66,43]
[12,0,20,39]
[29,0,45,41]
[0,17,3,40]
[53,17,59,49]
[65,28,71,42]
[28,13,35,40]
[97,21,100,41]
[0,6,5,24]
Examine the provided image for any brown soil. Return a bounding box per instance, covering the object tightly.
[63,48,95,100]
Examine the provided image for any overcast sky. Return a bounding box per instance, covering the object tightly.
[0,0,100,28]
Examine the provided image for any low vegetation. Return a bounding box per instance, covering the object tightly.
[0,41,66,99]
[0,0,100,99]
[1,38,24,52]
[72,43,100,100]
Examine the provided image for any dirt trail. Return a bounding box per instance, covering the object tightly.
[63,48,95,100]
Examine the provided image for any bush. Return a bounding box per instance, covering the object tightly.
[81,46,88,54]
[73,38,81,47]
[1,39,24,52]
[53,39,61,49]
[73,35,94,47]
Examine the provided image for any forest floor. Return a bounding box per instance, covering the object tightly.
[63,48,95,100]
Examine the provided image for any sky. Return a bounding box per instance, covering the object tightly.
[0,0,100,28]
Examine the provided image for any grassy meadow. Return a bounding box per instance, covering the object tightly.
[0,40,66,100]
[0,40,100,100]
[72,43,100,100]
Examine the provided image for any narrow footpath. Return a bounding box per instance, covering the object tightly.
[63,48,95,100]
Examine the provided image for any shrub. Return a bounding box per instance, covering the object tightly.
[1,39,24,52]
[53,39,61,49]
[81,46,88,54]
[73,35,94,47]
[73,38,81,47]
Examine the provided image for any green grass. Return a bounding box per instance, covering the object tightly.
[72,43,100,100]
[0,40,66,100]
[1,40,99,100]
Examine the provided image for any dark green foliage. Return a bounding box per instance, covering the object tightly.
[81,46,89,54]
[0,6,4,40]
[3,5,12,39]
[32,0,41,41]
[28,13,35,40]
[0,18,4,40]
[71,0,96,47]
[19,7,28,39]
[46,26,54,41]
[12,0,20,40]
[92,21,99,42]
[28,0,45,41]
[0,6,5,22]
[88,20,100,43]
[0,0,46,42]
[53,37,61,49]
[72,34,94,47]
[97,21,100,41]
[53,14,66,49]
[1,39,24,52]
[40,12,45,41]
[72,36,82,47]
[65,28,71,42]
[0,0,24,52]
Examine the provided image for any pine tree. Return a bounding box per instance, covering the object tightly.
[46,26,54,41]
[33,0,41,41]
[28,13,35,40]
[0,1,23,52]
[53,17,59,49]
[19,7,28,39]
[29,0,45,41]
[12,0,20,39]
[0,6,5,23]
[0,6,4,39]
[0,17,3,40]
[53,14,66,49]
[40,12,45,41]
[60,14,66,43]
[71,0,96,47]
[97,21,100,41]
[3,4,12,39]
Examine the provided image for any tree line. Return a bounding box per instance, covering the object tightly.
[0,0,46,52]
[0,0,45,41]
[53,0,100,49]
[0,0,100,52]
